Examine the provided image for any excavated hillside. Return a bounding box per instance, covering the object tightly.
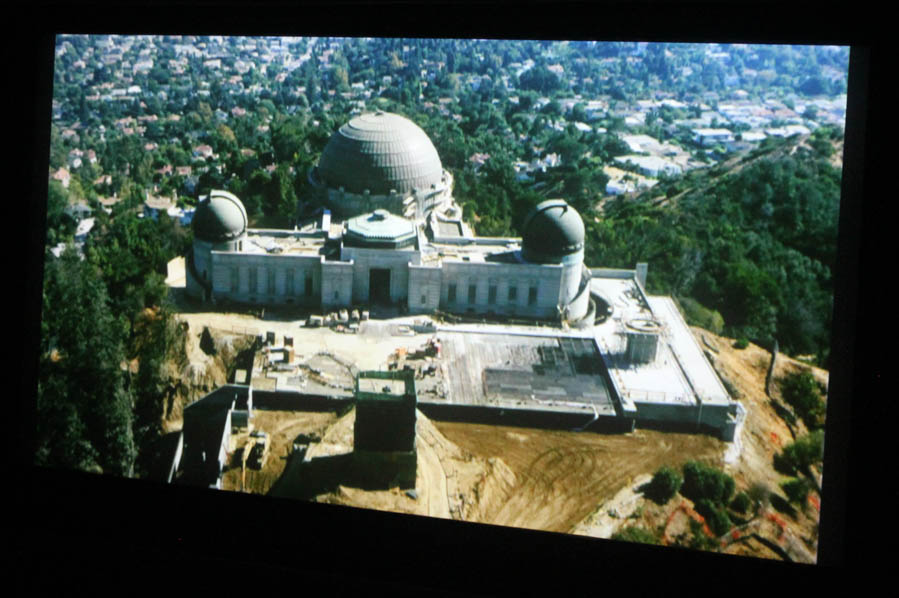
[572,329,827,562]
[166,300,827,561]
[159,318,258,433]
[266,327,827,562]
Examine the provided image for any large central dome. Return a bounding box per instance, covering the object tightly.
[316,111,444,196]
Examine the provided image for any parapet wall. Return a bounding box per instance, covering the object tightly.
[252,390,353,412]
[631,399,740,441]
[418,402,634,433]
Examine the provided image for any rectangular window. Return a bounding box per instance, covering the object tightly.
[286,269,294,294]
[421,294,427,305]
[508,285,518,303]
[468,284,477,304]
[249,267,257,293]
[528,285,538,306]
[488,284,497,305]
[230,268,238,293]
[267,269,275,295]
[305,275,313,297]
[447,284,456,303]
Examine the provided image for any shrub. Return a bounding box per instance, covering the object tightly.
[612,526,659,545]
[772,451,797,476]
[681,461,735,506]
[781,477,810,505]
[770,493,797,518]
[733,337,749,349]
[695,499,733,537]
[730,491,751,514]
[678,296,725,334]
[780,370,826,429]
[644,465,683,505]
[687,519,719,551]
[774,430,824,475]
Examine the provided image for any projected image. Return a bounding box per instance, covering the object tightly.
[40,35,847,562]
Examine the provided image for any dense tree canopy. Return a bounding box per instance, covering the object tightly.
[37,249,135,476]
[587,145,840,360]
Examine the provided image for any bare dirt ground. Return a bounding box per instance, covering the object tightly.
[221,409,339,495]
[169,289,442,378]
[168,267,825,561]
[268,407,725,537]
[287,328,827,562]
[434,423,724,533]
[697,329,825,561]
[269,408,488,519]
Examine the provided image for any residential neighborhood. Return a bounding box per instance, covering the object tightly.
[49,36,848,253]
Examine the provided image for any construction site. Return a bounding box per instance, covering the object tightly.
[157,256,830,561]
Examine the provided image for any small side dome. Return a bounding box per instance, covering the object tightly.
[192,190,248,242]
[521,199,585,264]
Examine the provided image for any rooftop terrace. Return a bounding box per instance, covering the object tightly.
[590,272,731,412]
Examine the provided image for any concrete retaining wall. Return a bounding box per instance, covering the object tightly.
[632,400,738,440]
[587,268,635,279]
[252,390,353,412]
[251,390,736,440]
[418,401,633,433]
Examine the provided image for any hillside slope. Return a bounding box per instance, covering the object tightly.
[572,328,826,562]
[300,327,828,561]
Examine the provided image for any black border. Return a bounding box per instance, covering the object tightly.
[18,1,884,594]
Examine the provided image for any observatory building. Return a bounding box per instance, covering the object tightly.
[182,111,744,442]
[186,111,592,326]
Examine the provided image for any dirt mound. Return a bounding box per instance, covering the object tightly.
[270,408,514,522]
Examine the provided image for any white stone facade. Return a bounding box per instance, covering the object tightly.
[187,227,592,324]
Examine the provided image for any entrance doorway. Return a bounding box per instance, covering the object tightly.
[369,268,391,304]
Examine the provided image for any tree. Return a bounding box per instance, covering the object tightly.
[266,164,298,226]
[271,116,309,163]
[781,478,810,505]
[780,370,826,429]
[730,491,751,514]
[681,461,735,506]
[644,465,683,504]
[798,75,829,96]
[45,179,73,246]
[773,430,824,476]
[519,65,563,94]
[130,294,186,478]
[694,499,733,536]
[213,123,238,156]
[37,248,136,476]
